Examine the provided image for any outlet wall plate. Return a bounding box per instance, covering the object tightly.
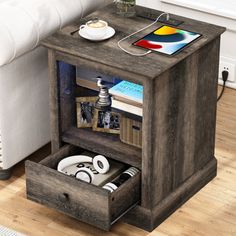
[158,18,184,26]
[218,56,236,89]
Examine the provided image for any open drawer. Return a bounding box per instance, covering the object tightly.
[25,145,141,231]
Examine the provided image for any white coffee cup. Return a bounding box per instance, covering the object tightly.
[80,20,108,39]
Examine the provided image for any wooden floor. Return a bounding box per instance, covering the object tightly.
[0,87,235,236]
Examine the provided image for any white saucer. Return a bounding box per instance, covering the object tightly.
[79,26,115,41]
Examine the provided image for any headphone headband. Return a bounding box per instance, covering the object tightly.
[57,154,110,183]
[57,155,92,173]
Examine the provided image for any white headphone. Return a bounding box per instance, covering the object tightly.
[57,155,110,183]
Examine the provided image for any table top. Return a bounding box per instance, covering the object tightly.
[41,4,225,80]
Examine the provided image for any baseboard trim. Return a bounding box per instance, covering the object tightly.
[123,157,217,231]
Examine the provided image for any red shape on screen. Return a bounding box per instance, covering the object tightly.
[134,40,162,50]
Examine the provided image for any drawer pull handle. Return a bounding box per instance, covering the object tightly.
[132,125,141,131]
[59,193,69,202]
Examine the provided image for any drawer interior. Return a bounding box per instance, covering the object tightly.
[25,145,141,231]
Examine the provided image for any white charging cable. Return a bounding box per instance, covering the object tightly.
[117,12,170,56]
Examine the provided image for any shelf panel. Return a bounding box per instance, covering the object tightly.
[62,127,142,169]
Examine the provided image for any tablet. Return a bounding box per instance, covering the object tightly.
[133,25,201,56]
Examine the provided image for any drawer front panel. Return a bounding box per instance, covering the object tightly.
[25,145,141,231]
[26,161,110,230]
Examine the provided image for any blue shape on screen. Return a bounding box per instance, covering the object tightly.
[144,33,186,43]
[165,43,187,54]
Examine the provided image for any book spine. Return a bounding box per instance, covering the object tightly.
[112,95,143,108]
[109,90,143,104]
[111,98,143,117]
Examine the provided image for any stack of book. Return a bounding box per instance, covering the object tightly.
[109,81,143,117]
[76,68,143,117]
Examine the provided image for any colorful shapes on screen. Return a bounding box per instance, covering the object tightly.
[164,43,187,54]
[145,33,185,43]
[148,26,187,42]
[154,26,177,35]
[134,25,201,55]
[176,29,186,35]
[134,40,162,50]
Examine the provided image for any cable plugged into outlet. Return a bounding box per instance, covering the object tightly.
[218,57,236,89]
[217,70,229,102]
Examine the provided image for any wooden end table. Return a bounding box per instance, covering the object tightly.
[25,4,225,232]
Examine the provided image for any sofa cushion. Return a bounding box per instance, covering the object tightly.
[0,46,50,169]
[0,4,39,65]
[13,0,61,41]
[0,0,110,66]
[51,0,84,28]
[0,24,16,66]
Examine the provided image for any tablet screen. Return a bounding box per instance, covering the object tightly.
[133,25,201,55]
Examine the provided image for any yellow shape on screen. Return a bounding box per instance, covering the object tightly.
[154,26,177,35]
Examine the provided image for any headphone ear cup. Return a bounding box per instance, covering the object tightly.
[75,167,94,183]
[93,155,110,174]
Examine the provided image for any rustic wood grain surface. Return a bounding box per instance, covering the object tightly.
[0,86,235,235]
[62,127,142,169]
[41,5,225,80]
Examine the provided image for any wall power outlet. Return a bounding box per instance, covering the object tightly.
[218,56,236,89]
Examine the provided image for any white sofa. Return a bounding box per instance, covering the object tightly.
[0,0,110,179]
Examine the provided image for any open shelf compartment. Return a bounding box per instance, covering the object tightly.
[57,61,143,169]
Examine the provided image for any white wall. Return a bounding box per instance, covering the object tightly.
[136,0,162,9]
[136,0,236,87]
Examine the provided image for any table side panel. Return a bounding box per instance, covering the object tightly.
[48,49,62,152]
[150,37,220,206]
[141,79,155,208]
[58,61,77,134]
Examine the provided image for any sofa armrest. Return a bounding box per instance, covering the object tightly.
[0,0,111,66]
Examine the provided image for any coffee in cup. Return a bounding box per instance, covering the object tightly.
[80,19,108,39]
